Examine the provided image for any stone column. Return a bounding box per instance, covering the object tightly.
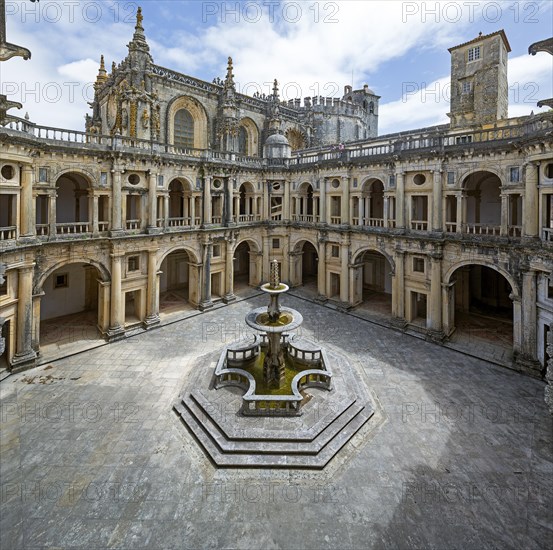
[262,181,270,220]
[317,238,327,300]
[31,292,43,352]
[48,191,57,238]
[383,195,389,226]
[200,241,213,310]
[20,165,36,241]
[341,176,350,225]
[520,270,538,362]
[500,193,509,236]
[262,234,271,280]
[395,171,405,229]
[11,265,37,371]
[359,195,365,225]
[107,252,125,340]
[283,180,290,221]
[203,176,212,225]
[523,162,539,239]
[432,169,443,232]
[340,236,350,305]
[392,250,405,322]
[190,195,196,226]
[223,237,236,303]
[319,178,327,224]
[455,192,464,233]
[110,169,123,235]
[147,170,159,234]
[163,194,169,229]
[144,249,160,328]
[441,281,455,337]
[429,253,443,336]
[91,193,99,236]
[223,178,233,226]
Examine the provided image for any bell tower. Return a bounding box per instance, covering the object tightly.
[447,30,510,129]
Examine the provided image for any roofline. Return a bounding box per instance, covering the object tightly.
[448,30,511,53]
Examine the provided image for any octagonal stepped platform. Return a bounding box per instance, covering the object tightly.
[173,349,375,469]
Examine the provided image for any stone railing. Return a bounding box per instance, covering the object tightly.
[56,222,90,235]
[0,226,16,240]
[411,220,428,231]
[542,227,553,242]
[464,223,501,236]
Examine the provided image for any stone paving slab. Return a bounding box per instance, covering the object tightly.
[1,293,552,549]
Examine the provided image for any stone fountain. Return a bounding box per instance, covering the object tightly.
[174,260,376,468]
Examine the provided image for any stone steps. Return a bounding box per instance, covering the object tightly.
[183,391,366,454]
[174,396,374,469]
[174,394,373,468]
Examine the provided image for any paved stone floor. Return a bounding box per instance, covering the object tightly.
[1,293,552,550]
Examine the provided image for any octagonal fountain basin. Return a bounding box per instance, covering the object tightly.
[213,335,332,416]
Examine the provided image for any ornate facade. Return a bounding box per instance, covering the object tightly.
[1,11,553,397]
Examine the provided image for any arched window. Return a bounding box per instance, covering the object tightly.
[238,126,248,155]
[174,109,194,149]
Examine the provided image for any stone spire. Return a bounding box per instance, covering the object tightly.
[127,6,151,55]
[272,78,279,101]
[224,56,235,91]
[95,55,108,88]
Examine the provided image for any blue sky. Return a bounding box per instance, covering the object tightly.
[2,0,552,134]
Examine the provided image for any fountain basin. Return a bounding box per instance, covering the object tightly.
[245,307,303,333]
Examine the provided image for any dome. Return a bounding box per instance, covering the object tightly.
[265,133,289,146]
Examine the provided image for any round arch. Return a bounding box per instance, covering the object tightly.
[459,168,505,188]
[361,175,387,192]
[352,247,395,274]
[234,237,261,254]
[166,95,209,149]
[444,260,519,298]
[292,237,319,253]
[52,168,95,187]
[35,258,110,294]
[167,176,194,192]
[157,245,201,270]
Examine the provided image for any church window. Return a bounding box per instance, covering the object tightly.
[174,108,194,149]
[238,126,248,155]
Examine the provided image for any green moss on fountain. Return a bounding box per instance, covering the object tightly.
[255,312,293,327]
[242,352,307,395]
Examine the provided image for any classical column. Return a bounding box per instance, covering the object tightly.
[283,180,290,221]
[147,170,159,234]
[223,178,233,226]
[262,234,271,280]
[383,195,389,226]
[520,270,538,362]
[429,253,443,336]
[262,181,270,220]
[359,195,365,225]
[107,253,125,340]
[319,178,327,224]
[500,193,509,236]
[31,292,43,352]
[523,162,539,239]
[395,171,405,229]
[91,193,99,236]
[203,176,212,225]
[392,250,405,322]
[20,165,36,241]
[199,241,213,311]
[163,194,169,229]
[455,192,464,233]
[11,265,37,370]
[340,236,350,305]
[110,169,123,235]
[317,238,327,300]
[223,238,236,303]
[48,191,57,238]
[432,169,443,232]
[190,195,196,226]
[144,249,160,328]
[341,176,350,225]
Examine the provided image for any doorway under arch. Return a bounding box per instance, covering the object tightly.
[357,250,393,319]
[39,262,105,357]
[449,264,514,355]
[159,250,194,318]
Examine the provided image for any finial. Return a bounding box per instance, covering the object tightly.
[25,112,29,121]
[224,56,235,90]
[136,7,144,29]
[96,55,108,86]
[270,259,280,289]
[112,61,116,73]
[478,31,482,37]
[273,79,279,99]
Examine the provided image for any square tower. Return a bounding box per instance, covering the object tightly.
[447,30,510,129]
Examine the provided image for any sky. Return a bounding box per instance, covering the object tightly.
[1,0,552,135]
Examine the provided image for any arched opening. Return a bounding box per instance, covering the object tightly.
[174,108,194,149]
[168,179,193,227]
[357,251,392,318]
[450,264,514,353]
[238,182,255,221]
[238,126,248,154]
[55,172,91,234]
[463,171,502,235]
[39,262,104,356]
[360,179,384,226]
[234,241,251,291]
[159,250,194,318]
[294,183,316,222]
[300,241,318,286]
